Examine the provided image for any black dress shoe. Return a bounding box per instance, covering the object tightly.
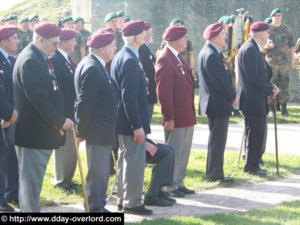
[117,205,123,211]
[60,186,75,194]
[70,181,82,187]
[208,177,234,183]
[123,205,153,215]
[99,207,111,213]
[245,169,267,177]
[178,186,195,194]
[158,191,176,203]
[0,202,14,212]
[168,189,185,198]
[144,196,174,207]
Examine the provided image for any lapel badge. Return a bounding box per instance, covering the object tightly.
[177,64,185,75]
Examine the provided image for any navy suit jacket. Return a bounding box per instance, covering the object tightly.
[111,46,150,136]
[138,43,157,104]
[237,39,273,116]
[11,43,65,149]
[50,50,76,121]
[74,53,117,145]
[198,43,236,118]
[0,52,15,147]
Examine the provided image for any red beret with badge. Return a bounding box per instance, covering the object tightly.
[34,22,61,38]
[0,25,18,40]
[122,20,145,36]
[250,21,269,32]
[87,31,114,48]
[59,28,77,41]
[203,23,223,40]
[163,24,187,41]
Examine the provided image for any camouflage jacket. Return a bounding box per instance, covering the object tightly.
[69,32,84,65]
[80,28,91,56]
[266,24,294,65]
[16,29,27,55]
[115,28,124,53]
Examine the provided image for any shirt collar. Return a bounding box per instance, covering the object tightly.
[32,44,47,61]
[125,45,139,58]
[166,44,179,57]
[208,42,221,54]
[92,53,105,67]
[252,38,262,52]
[57,49,69,62]
[0,48,10,62]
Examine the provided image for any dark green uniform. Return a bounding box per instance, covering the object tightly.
[69,32,84,65]
[266,24,294,104]
[16,29,27,55]
[79,28,91,56]
[115,28,124,53]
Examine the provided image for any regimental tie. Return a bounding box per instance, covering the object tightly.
[68,56,76,70]
[8,55,15,69]
[103,65,112,85]
[46,58,59,91]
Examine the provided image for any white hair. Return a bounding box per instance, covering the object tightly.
[33,32,42,42]
[122,35,135,45]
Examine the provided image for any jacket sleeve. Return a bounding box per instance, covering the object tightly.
[21,59,65,128]
[155,57,175,121]
[0,95,13,121]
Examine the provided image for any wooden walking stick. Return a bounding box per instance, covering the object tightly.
[71,127,90,212]
[107,152,118,201]
[237,126,246,166]
[273,98,280,175]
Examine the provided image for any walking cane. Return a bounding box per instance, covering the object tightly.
[273,98,280,175]
[71,128,90,212]
[107,152,118,201]
[237,127,246,166]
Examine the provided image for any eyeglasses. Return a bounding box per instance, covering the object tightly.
[46,39,60,47]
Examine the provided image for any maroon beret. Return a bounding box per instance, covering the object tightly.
[59,28,77,41]
[144,22,151,31]
[0,25,18,40]
[34,22,61,38]
[96,27,114,34]
[250,21,269,32]
[163,24,187,41]
[203,23,223,40]
[122,20,145,36]
[87,31,114,48]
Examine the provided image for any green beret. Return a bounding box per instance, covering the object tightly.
[104,12,118,22]
[29,14,38,22]
[230,17,235,24]
[170,18,184,26]
[265,17,272,23]
[6,14,17,21]
[270,8,281,17]
[63,16,73,24]
[20,17,29,23]
[124,16,131,24]
[116,11,125,17]
[218,16,228,23]
[73,16,84,24]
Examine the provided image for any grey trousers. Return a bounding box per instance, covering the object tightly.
[53,130,77,187]
[16,146,52,212]
[86,144,111,212]
[117,135,146,208]
[206,116,229,180]
[164,126,194,191]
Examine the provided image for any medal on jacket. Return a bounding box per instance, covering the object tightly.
[66,62,74,74]
[177,63,185,75]
[102,65,112,85]
[47,59,59,91]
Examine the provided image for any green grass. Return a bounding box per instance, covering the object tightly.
[8,149,299,208]
[0,0,71,23]
[152,91,300,124]
[127,201,300,225]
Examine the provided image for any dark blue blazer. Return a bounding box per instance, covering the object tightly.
[237,39,273,116]
[74,53,117,146]
[50,50,76,121]
[111,46,150,136]
[0,52,15,147]
[198,43,236,118]
[138,43,157,104]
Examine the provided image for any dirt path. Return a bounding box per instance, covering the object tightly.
[42,174,300,223]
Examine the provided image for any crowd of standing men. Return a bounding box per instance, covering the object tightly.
[0,7,296,215]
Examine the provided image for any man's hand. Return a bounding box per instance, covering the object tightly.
[146,142,157,157]
[62,118,74,130]
[272,84,280,97]
[164,120,174,131]
[290,61,295,70]
[1,121,11,128]
[77,137,85,144]
[133,127,145,144]
[9,109,18,125]
[232,95,238,106]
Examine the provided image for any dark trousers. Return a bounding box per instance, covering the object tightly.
[244,115,266,172]
[0,137,19,204]
[145,141,174,197]
[206,116,229,180]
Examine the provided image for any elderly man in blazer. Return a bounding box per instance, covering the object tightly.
[198,23,237,182]
[50,28,80,193]
[237,22,279,176]
[11,22,74,212]
[0,25,19,212]
[111,20,152,215]
[155,24,196,197]
[74,30,117,213]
